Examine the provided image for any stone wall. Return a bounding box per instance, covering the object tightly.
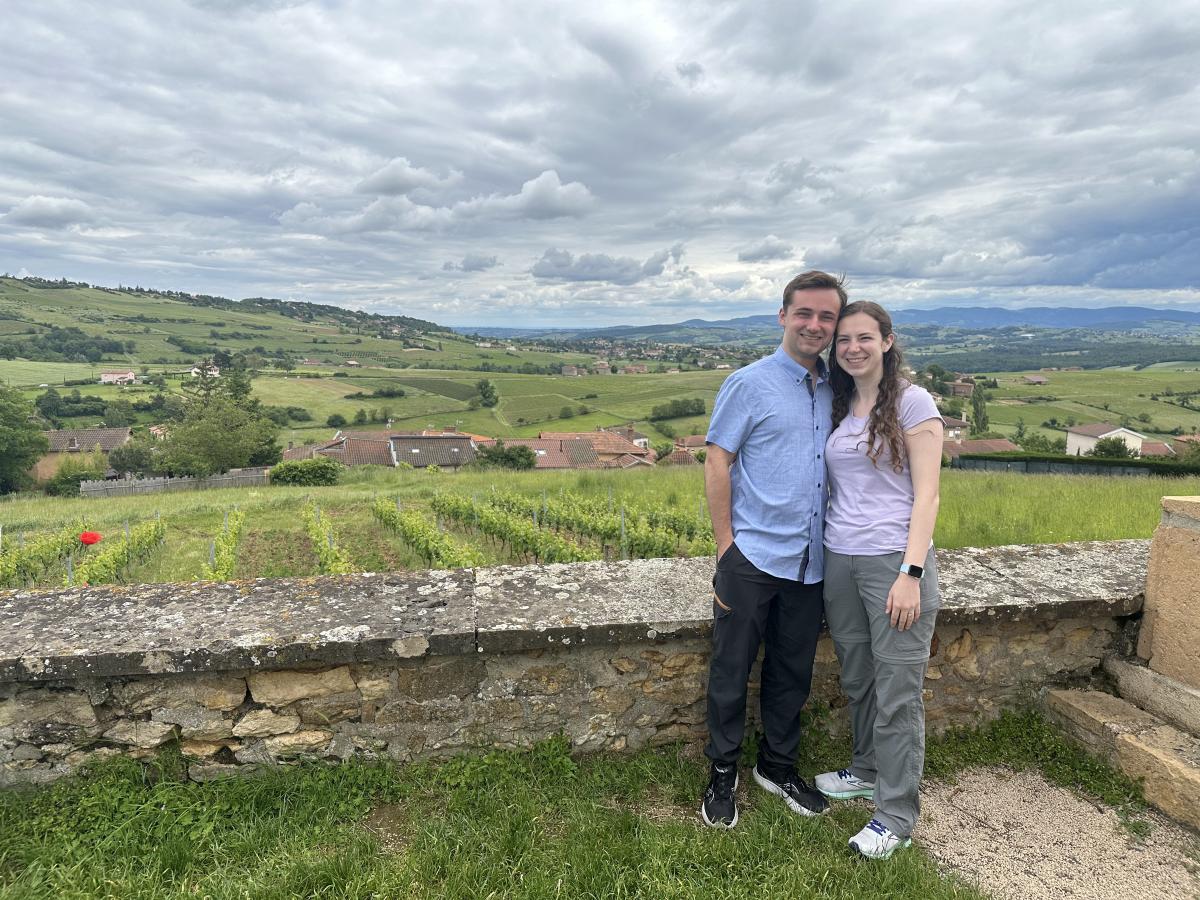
[0,541,1148,786]
[1138,496,1200,689]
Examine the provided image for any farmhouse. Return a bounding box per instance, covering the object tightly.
[189,364,220,378]
[539,430,653,464]
[942,416,968,441]
[592,361,611,374]
[658,448,700,466]
[945,380,975,397]
[99,370,136,385]
[1023,375,1050,385]
[1066,423,1147,457]
[560,365,578,377]
[475,437,600,470]
[675,435,708,453]
[32,426,132,481]
[600,425,649,449]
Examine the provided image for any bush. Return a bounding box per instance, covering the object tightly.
[269,456,343,486]
[326,413,347,428]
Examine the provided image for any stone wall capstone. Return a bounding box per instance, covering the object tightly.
[0,540,1148,786]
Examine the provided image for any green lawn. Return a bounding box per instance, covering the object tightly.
[0,710,1145,899]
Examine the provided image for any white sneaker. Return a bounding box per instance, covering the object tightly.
[849,818,912,860]
[815,768,876,800]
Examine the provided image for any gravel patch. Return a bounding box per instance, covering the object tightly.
[918,767,1200,900]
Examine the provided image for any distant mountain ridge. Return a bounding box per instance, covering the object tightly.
[459,306,1200,341]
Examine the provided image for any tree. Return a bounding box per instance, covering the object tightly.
[653,440,675,461]
[1014,418,1027,443]
[108,437,157,477]
[102,399,136,427]
[559,405,575,419]
[970,389,989,435]
[0,384,50,493]
[476,379,499,407]
[156,374,280,477]
[353,408,369,425]
[1089,436,1136,459]
[327,413,348,428]
[474,441,536,470]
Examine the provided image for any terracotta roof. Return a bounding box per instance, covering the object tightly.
[538,431,649,456]
[942,438,1020,459]
[1174,434,1200,444]
[477,438,600,469]
[601,453,655,469]
[942,417,968,429]
[677,435,707,448]
[316,437,395,467]
[282,445,316,461]
[659,449,700,466]
[44,427,131,453]
[390,435,476,467]
[1139,441,1175,457]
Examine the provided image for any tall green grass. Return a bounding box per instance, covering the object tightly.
[1,468,1193,584]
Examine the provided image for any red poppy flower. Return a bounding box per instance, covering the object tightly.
[79,531,102,545]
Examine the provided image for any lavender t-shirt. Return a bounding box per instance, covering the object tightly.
[823,384,942,555]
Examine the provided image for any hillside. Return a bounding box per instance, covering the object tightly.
[0,276,591,374]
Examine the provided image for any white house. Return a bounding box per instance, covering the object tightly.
[190,364,220,378]
[1065,423,1147,456]
[99,370,136,385]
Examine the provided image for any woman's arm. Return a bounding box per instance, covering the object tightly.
[886,418,944,630]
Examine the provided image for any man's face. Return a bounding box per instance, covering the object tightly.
[777,288,842,363]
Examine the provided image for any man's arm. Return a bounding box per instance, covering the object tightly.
[704,443,737,559]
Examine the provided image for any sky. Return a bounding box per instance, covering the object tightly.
[1,1,1198,328]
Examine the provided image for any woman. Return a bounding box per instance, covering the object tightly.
[814,301,944,860]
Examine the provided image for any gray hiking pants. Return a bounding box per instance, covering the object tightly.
[823,547,939,838]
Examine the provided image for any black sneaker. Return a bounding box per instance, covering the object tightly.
[752,763,829,817]
[700,762,739,828]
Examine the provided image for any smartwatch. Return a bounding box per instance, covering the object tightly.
[899,563,924,580]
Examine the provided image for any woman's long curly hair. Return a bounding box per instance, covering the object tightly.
[829,301,908,473]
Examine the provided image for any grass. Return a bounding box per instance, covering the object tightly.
[0,709,1146,899]
[1,467,1194,586]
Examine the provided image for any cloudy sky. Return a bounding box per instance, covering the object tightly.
[2,1,1198,327]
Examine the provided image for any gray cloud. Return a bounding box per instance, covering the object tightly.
[532,243,683,285]
[738,235,793,263]
[444,253,500,272]
[3,196,96,229]
[357,158,462,195]
[0,0,1196,327]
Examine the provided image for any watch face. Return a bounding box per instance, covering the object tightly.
[902,564,923,579]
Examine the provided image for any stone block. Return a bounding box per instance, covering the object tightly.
[1139,500,1200,689]
[103,720,178,749]
[352,667,394,701]
[232,709,301,738]
[1043,689,1162,763]
[265,730,332,756]
[1116,724,1200,831]
[0,689,96,729]
[151,704,234,741]
[112,674,246,713]
[394,657,485,701]
[514,664,578,696]
[180,740,228,758]
[189,763,244,782]
[294,691,360,726]
[1104,656,1200,737]
[247,667,356,707]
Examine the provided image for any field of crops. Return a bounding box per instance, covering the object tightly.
[0,466,1194,590]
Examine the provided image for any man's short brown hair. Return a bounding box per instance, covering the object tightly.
[781,270,847,310]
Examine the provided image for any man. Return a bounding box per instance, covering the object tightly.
[700,270,846,828]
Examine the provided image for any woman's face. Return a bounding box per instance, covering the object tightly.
[834,312,894,382]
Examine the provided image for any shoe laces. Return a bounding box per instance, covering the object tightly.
[866,818,890,837]
[837,768,852,779]
[710,765,736,796]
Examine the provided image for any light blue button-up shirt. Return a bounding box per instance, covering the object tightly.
[705,346,832,583]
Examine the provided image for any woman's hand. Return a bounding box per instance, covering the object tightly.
[886,575,922,631]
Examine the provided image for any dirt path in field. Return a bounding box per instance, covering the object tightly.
[917,767,1200,900]
[235,528,321,579]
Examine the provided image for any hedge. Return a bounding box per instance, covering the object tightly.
[956,451,1200,477]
